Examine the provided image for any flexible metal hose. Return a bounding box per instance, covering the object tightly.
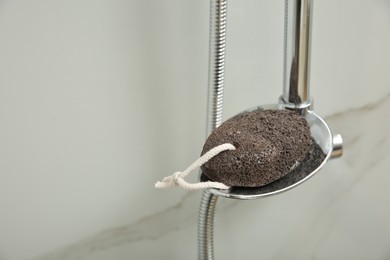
[198,190,218,260]
[198,0,227,259]
[205,0,227,135]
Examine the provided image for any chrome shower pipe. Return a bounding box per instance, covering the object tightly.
[198,0,228,259]
[281,0,313,110]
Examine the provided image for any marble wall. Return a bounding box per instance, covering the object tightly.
[0,0,389,259]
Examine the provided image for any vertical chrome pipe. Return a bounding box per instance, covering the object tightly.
[199,0,228,259]
[282,0,313,109]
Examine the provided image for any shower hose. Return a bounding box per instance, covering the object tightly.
[198,0,227,259]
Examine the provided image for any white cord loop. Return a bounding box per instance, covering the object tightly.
[155,143,236,190]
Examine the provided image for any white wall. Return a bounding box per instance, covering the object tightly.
[0,0,389,259]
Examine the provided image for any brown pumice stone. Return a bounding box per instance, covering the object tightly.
[200,109,312,187]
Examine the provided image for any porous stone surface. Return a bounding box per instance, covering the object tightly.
[201,109,312,187]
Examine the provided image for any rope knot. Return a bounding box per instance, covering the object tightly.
[155,143,235,190]
[172,172,181,183]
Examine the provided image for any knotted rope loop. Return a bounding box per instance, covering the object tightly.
[155,143,235,190]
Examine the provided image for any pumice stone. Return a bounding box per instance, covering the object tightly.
[200,109,312,187]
